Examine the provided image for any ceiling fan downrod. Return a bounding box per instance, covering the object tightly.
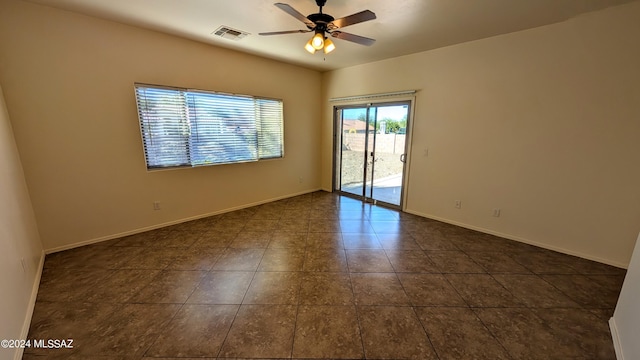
[315,0,327,14]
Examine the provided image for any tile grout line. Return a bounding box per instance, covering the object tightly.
[213,221,265,359]
[433,235,519,360]
[347,258,368,360]
[289,249,307,359]
[342,204,370,359]
[409,304,443,360]
[390,246,443,359]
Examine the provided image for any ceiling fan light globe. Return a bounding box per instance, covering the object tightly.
[304,39,317,54]
[311,32,325,50]
[324,38,336,54]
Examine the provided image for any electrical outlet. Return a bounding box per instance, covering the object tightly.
[153,201,161,210]
[493,209,501,217]
[455,200,462,209]
[299,177,303,183]
[21,257,27,273]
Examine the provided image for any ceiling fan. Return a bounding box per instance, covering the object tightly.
[259,0,376,54]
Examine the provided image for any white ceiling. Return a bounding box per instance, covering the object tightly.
[26,0,638,71]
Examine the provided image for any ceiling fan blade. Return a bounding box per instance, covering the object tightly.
[259,29,311,36]
[331,31,376,46]
[329,10,376,29]
[274,3,316,29]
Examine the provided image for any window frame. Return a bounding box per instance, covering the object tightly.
[134,83,284,171]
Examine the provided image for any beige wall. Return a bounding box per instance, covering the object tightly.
[323,2,640,267]
[0,84,43,359]
[0,0,322,251]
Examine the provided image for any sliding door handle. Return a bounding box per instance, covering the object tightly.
[400,154,406,163]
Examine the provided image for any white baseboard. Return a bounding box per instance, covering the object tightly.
[609,317,624,360]
[45,188,322,254]
[14,249,45,360]
[404,209,628,269]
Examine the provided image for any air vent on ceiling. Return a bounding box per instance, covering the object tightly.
[212,26,249,41]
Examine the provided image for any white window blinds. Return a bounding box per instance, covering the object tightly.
[134,84,284,169]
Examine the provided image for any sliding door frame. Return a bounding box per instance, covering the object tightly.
[332,97,415,211]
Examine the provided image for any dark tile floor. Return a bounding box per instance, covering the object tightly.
[24,191,626,359]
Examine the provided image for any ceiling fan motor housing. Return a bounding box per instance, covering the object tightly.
[307,13,335,31]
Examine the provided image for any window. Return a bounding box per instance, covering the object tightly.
[134,83,284,170]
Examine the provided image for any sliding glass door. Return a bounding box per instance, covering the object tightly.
[334,101,410,208]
